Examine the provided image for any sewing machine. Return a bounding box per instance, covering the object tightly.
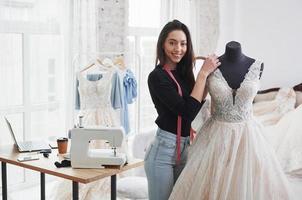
[70,127,126,168]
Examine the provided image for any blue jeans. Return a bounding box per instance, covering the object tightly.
[144,128,190,200]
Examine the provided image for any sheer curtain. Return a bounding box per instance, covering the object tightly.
[127,0,161,134]
[69,0,98,126]
[72,0,97,59]
[168,0,220,56]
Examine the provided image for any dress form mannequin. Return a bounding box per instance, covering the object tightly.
[218,41,264,104]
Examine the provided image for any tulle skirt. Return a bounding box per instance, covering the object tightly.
[169,117,293,200]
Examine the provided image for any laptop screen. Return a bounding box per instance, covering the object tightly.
[4,117,20,147]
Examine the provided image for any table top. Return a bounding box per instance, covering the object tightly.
[0,145,143,184]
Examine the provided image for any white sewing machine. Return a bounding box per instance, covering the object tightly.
[70,127,126,168]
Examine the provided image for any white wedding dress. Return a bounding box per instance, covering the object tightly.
[253,87,296,126]
[263,105,302,174]
[77,70,119,127]
[169,60,293,200]
[51,70,118,200]
[252,87,302,174]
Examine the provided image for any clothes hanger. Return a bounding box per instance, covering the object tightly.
[194,56,206,61]
[80,58,109,73]
[113,55,126,70]
[80,62,96,73]
[96,58,104,66]
[80,57,116,73]
[99,57,116,70]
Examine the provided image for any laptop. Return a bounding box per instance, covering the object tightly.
[4,117,51,152]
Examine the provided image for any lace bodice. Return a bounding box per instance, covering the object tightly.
[77,71,113,110]
[208,60,262,122]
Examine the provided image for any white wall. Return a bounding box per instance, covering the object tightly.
[217,0,302,89]
[97,0,126,52]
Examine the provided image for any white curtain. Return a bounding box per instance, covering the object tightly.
[168,0,220,56]
[70,0,98,125]
[72,0,98,69]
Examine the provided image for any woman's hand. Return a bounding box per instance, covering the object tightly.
[199,54,221,77]
[191,54,220,102]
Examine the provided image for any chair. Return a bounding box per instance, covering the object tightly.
[117,130,155,200]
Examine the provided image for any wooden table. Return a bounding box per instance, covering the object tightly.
[0,145,143,200]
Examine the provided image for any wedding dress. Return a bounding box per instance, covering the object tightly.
[77,70,119,127]
[263,104,302,174]
[253,87,296,126]
[251,87,302,174]
[51,69,117,200]
[169,60,293,200]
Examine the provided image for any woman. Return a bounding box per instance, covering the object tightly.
[145,19,220,200]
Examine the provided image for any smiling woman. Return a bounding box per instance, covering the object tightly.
[145,19,220,200]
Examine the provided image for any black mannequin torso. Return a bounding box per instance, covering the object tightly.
[218,41,264,90]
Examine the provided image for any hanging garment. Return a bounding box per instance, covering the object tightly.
[122,69,137,134]
[75,69,136,134]
[75,74,103,110]
[75,70,120,127]
[52,69,121,200]
[168,60,293,200]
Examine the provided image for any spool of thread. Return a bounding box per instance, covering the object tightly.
[78,116,83,128]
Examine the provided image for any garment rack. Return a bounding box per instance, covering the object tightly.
[70,52,141,133]
[72,52,125,71]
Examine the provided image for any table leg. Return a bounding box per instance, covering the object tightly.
[72,181,79,200]
[1,162,7,200]
[111,175,116,200]
[40,172,45,200]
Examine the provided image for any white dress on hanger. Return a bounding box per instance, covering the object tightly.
[169,60,293,200]
[77,69,118,127]
[51,66,118,200]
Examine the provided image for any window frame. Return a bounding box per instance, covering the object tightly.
[0,19,68,188]
[126,0,173,134]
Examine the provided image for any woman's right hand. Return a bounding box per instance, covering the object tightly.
[199,54,221,77]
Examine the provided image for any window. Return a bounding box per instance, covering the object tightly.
[127,0,162,134]
[0,33,23,108]
[0,0,69,187]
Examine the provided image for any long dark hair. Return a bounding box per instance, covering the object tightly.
[155,19,195,91]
